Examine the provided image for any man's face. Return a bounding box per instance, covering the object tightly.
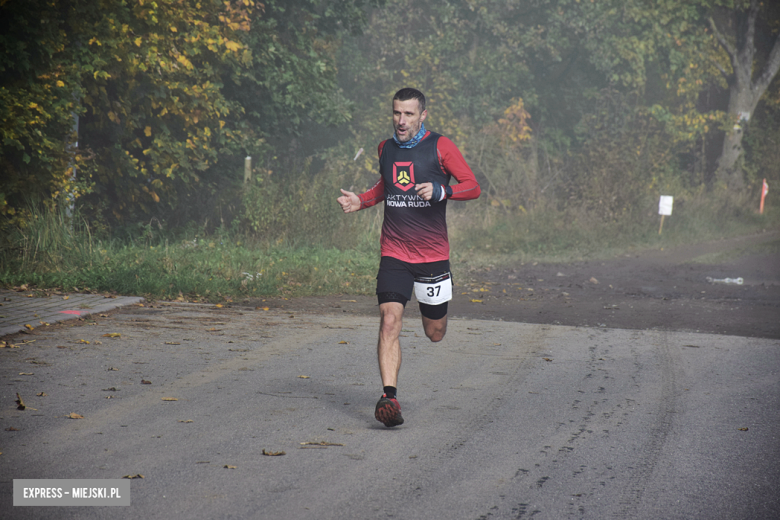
[393,98,427,142]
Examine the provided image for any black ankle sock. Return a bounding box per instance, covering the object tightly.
[383,386,397,399]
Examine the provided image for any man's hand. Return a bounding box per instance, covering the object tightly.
[338,189,361,213]
[415,182,445,202]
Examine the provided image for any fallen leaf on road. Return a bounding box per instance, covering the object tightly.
[161,397,178,401]
[102,333,121,338]
[338,340,349,344]
[39,321,50,326]
[16,393,25,410]
[262,450,285,456]
[543,358,553,362]
[141,380,151,385]
[298,375,310,379]
[215,304,223,308]
[470,299,483,303]
[122,474,144,479]
[37,392,47,397]
[6,427,19,431]
[99,314,109,317]
[178,420,193,423]
[108,367,119,371]
[24,324,34,331]
[77,339,90,344]
[63,296,69,300]
[224,465,237,469]
[300,441,344,447]
[105,396,114,399]
[1,341,20,348]
[19,372,33,375]
[67,413,84,419]
[738,427,749,431]
[165,342,180,345]
[589,277,599,284]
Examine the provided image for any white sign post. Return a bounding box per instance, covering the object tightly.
[658,195,673,234]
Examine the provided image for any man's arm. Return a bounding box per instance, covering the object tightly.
[437,136,481,200]
[338,179,384,213]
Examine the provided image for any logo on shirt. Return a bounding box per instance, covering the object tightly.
[393,162,415,191]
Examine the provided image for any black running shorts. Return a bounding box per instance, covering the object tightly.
[376,256,450,320]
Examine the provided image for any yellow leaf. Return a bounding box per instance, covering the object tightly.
[144,126,152,137]
[56,80,65,87]
[161,397,178,401]
[298,375,310,379]
[24,324,34,331]
[169,26,177,32]
[262,449,285,456]
[135,37,142,47]
[102,333,121,338]
[224,465,237,469]
[470,299,483,303]
[67,413,84,419]
[224,41,240,52]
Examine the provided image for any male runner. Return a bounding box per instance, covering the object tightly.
[337,88,481,427]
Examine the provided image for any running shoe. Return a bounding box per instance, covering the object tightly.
[375,394,404,427]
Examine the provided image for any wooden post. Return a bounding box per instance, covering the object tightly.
[658,215,665,235]
[244,156,252,184]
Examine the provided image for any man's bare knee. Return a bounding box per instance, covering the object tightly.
[423,318,447,342]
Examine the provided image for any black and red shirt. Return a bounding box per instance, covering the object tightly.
[357,131,481,263]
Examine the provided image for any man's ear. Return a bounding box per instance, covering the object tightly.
[420,109,427,122]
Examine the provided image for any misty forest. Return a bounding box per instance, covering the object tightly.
[1,0,779,299]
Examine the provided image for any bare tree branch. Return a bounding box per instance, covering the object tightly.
[745,0,758,56]
[709,16,737,63]
[740,0,759,69]
[754,32,780,93]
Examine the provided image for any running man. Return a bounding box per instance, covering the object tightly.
[337,88,481,427]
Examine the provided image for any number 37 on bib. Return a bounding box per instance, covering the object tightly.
[413,272,453,306]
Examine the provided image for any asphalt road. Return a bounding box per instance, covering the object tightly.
[1,303,779,519]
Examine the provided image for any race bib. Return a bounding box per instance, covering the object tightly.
[414,272,453,305]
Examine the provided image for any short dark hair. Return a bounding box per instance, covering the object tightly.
[393,88,426,113]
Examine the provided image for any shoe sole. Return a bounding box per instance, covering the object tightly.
[375,400,404,427]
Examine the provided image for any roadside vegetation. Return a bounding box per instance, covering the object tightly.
[1,195,776,302]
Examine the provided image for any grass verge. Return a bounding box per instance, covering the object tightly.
[2,193,777,302]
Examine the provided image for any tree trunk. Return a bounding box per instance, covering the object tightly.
[717,84,758,188]
[711,0,780,188]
